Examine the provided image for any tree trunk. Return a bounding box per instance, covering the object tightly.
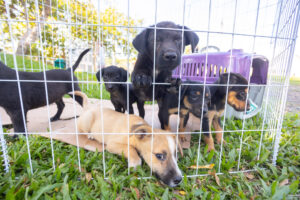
[15,0,51,55]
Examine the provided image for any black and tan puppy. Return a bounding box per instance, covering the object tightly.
[96,66,145,117]
[0,49,90,134]
[203,73,250,151]
[158,81,211,142]
[131,21,199,111]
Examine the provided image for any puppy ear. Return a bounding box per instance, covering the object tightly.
[119,68,128,82]
[181,26,199,53]
[133,26,153,53]
[131,124,151,140]
[219,73,231,83]
[219,73,240,90]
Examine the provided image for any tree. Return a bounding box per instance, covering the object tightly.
[15,0,52,55]
[0,0,142,60]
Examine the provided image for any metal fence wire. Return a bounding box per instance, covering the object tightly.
[0,0,299,181]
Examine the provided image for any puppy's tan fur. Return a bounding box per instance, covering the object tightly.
[71,91,182,187]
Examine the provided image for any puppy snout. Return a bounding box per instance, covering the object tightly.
[173,176,182,186]
[163,51,177,62]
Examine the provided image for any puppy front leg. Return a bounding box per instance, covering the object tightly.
[9,109,28,137]
[158,108,170,130]
[178,112,189,143]
[137,101,145,118]
[106,143,142,169]
[212,117,226,145]
[128,104,134,114]
[202,116,214,152]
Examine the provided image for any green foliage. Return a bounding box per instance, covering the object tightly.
[1,0,142,59]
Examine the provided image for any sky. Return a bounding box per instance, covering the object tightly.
[95,0,300,76]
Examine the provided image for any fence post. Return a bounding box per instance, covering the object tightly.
[0,115,10,173]
[272,129,282,166]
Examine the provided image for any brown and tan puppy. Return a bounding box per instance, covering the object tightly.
[71,91,183,187]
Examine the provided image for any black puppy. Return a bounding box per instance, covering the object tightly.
[131,21,199,111]
[0,49,90,134]
[158,81,211,142]
[96,66,144,117]
[203,73,250,151]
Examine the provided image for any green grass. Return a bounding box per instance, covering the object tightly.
[0,113,299,199]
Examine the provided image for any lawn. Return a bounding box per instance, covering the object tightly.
[0,53,299,199]
[0,113,299,199]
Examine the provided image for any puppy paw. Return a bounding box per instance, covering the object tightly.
[207,145,215,152]
[166,78,182,94]
[132,73,152,88]
[50,116,59,122]
[88,134,95,140]
[179,134,187,143]
[216,139,227,146]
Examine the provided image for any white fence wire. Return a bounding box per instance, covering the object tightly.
[0,0,299,182]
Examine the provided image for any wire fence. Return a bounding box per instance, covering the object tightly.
[0,0,299,181]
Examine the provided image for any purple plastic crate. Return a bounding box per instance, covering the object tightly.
[172,49,268,84]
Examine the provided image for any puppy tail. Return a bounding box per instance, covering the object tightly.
[69,91,89,109]
[71,48,91,72]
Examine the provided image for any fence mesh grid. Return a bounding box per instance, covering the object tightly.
[0,0,299,180]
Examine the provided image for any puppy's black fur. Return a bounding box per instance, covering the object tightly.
[158,80,211,142]
[0,49,90,134]
[131,21,199,112]
[96,66,145,117]
[202,73,250,151]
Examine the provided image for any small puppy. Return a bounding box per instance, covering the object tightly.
[203,73,250,151]
[72,91,183,187]
[96,66,145,118]
[0,49,90,134]
[131,21,200,114]
[158,81,211,142]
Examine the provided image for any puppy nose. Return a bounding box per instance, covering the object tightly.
[163,51,177,61]
[173,176,182,185]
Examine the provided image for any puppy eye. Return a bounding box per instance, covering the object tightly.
[155,153,166,161]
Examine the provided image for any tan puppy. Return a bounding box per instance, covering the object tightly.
[71,91,183,187]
